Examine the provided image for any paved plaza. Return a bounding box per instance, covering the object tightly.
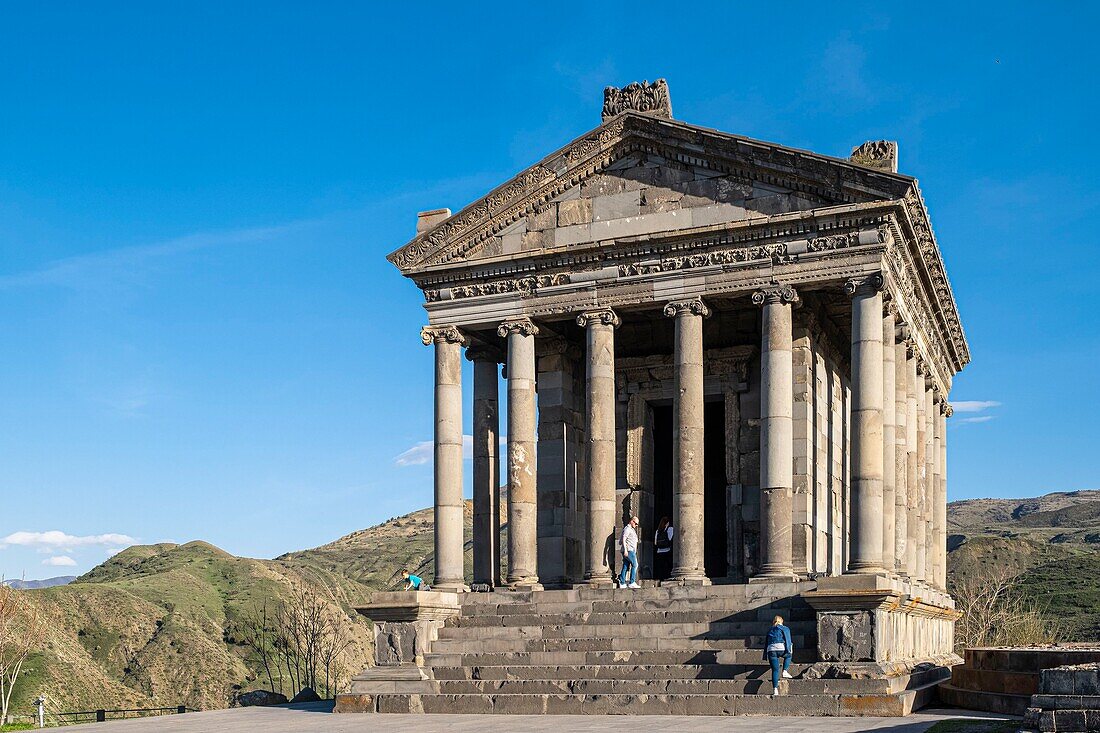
[85,703,1011,732]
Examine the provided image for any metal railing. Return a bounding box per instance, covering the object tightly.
[10,703,197,727]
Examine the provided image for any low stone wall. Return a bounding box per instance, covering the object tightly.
[1021,662,1100,732]
[938,646,1100,716]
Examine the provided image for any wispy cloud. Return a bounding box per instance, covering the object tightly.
[0,531,137,551]
[0,221,312,292]
[957,416,995,425]
[42,556,77,567]
[952,400,1002,413]
[393,435,507,467]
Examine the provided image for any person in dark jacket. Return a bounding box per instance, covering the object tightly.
[763,614,793,696]
[654,516,674,580]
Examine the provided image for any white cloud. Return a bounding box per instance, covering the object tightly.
[958,416,995,425]
[394,435,507,467]
[0,531,137,551]
[42,556,77,567]
[952,400,1002,413]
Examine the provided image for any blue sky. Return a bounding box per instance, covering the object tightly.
[1,2,1097,579]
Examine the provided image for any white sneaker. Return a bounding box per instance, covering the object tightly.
[782,670,793,679]
[628,582,641,589]
[772,687,779,697]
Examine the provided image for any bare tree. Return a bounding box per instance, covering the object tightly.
[951,565,1062,650]
[0,584,47,724]
[238,602,278,694]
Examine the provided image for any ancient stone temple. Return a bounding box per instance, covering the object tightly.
[338,79,970,716]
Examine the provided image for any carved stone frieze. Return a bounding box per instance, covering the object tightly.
[602,79,672,122]
[496,317,539,338]
[425,272,570,302]
[662,298,710,318]
[751,285,800,306]
[421,325,467,346]
[850,140,899,173]
[576,308,621,329]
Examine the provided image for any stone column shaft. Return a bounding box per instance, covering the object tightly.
[914,367,928,581]
[664,298,710,584]
[579,309,620,586]
[422,325,467,592]
[846,275,886,574]
[881,309,897,573]
[937,403,951,589]
[752,286,799,581]
[893,329,909,575]
[499,318,541,589]
[905,349,920,578]
[470,351,501,587]
[924,386,936,584]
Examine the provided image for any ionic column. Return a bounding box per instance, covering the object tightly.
[905,345,920,578]
[937,402,952,589]
[924,383,936,585]
[421,325,468,592]
[914,363,928,582]
[578,308,621,586]
[751,286,799,581]
[893,324,910,575]
[468,346,501,588]
[881,304,897,574]
[663,298,710,584]
[498,317,542,589]
[845,274,886,575]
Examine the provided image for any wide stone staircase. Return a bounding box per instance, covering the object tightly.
[347,582,949,715]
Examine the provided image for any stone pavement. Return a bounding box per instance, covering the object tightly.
[85,702,1012,732]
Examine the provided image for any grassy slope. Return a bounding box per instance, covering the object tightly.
[12,541,374,716]
[946,490,1100,641]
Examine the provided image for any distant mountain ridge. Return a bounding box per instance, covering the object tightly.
[3,576,76,590]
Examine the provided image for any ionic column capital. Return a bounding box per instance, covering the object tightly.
[751,285,799,306]
[663,297,710,318]
[896,322,912,342]
[576,308,621,329]
[497,317,540,338]
[421,325,467,347]
[465,344,503,363]
[844,273,885,297]
[941,402,954,418]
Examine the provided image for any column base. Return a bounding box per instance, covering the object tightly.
[432,580,470,593]
[748,572,800,583]
[844,564,891,577]
[665,573,711,587]
[579,575,617,588]
[505,578,544,591]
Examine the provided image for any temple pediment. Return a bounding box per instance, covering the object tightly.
[388,112,915,274]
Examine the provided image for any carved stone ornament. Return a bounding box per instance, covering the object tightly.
[576,308,621,329]
[942,402,954,418]
[751,285,800,306]
[602,79,672,122]
[420,325,467,347]
[850,140,899,174]
[843,273,885,297]
[662,298,710,319]
[497,318,540,338]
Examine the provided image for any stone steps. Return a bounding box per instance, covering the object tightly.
[430,635,814,655]
[429,663,812,681]
[449,611,817,629]
[433,677,895,696]
[365,691,923,716]
[424,648,818,667]
[438,620,814,640]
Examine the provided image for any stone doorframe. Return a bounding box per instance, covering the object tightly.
[616,345,755,582]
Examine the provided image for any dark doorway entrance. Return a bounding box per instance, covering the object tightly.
[652,400,728,580]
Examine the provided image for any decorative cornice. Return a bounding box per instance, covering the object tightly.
[602,79,672,122]
[751,285,800,306]
[420,325,467,347]
[497,317,540,338]
[662,298,710,318]
[843,273,885,297]
[576,308,621,329]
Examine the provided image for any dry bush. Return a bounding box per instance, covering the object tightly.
[951,565,1063,650]
[0,584,47,724]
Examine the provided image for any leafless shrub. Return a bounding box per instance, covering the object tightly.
[951,565,1062,650]
[0,583,47,724]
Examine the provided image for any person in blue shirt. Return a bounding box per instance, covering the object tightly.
[402,570,430,591]
[763,614,793,696]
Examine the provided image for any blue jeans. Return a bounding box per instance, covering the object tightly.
[619,551,637,585]
[768,650,791,687]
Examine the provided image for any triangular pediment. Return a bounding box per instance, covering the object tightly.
[389,112,913,273]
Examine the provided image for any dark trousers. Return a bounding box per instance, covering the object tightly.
[655,550,672,580]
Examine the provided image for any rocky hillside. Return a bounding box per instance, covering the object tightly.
[12,541,375,717]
